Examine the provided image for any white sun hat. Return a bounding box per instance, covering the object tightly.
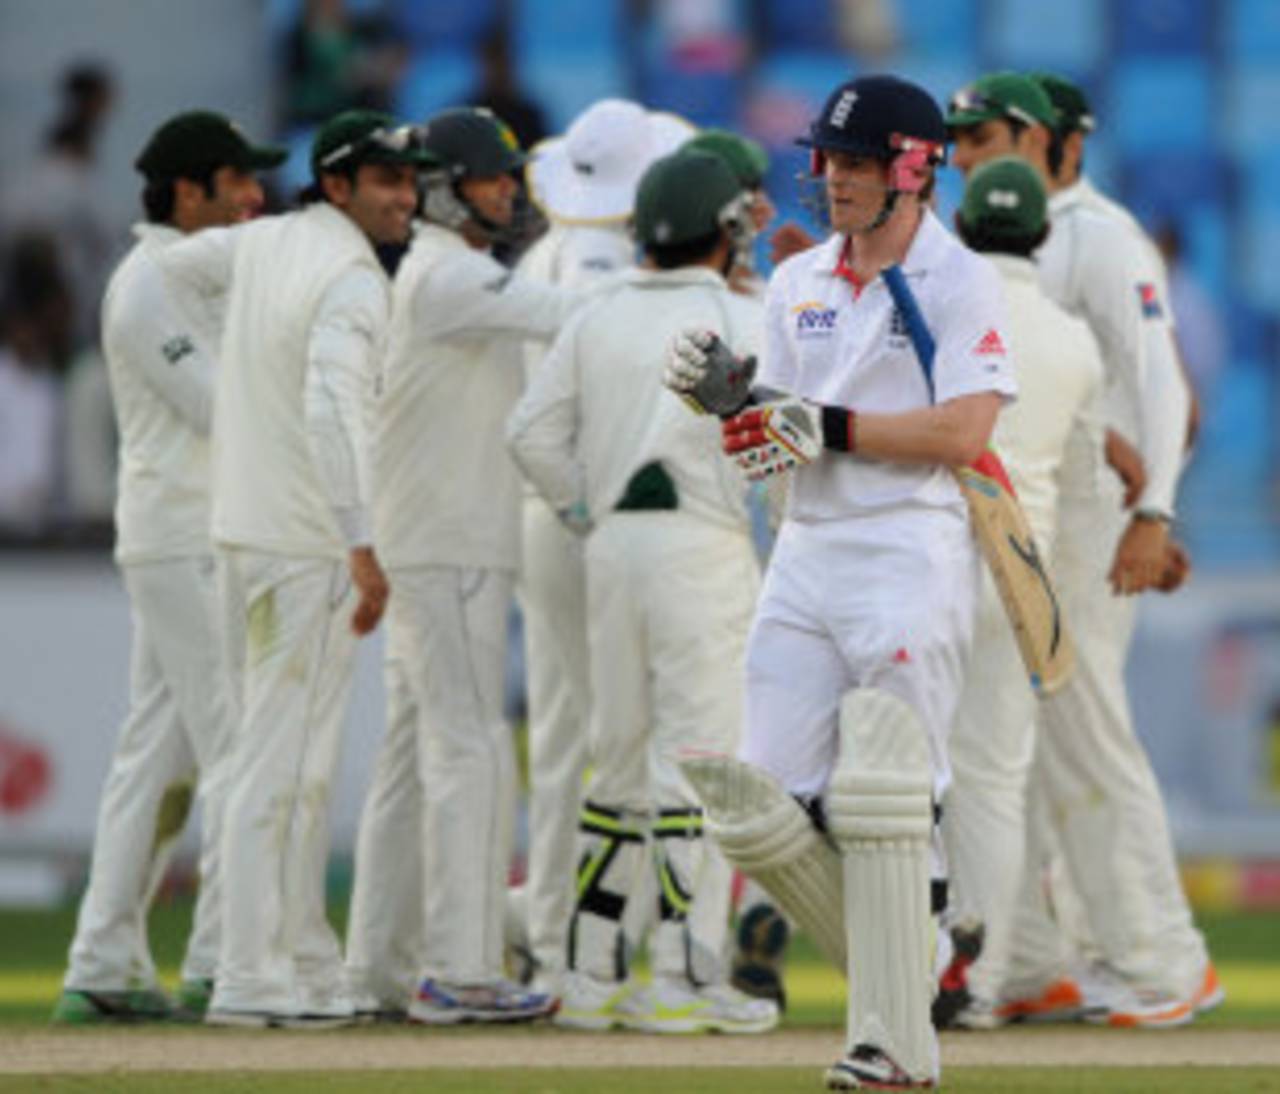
[527,99,698,225]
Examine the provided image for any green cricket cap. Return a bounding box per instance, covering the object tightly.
[310,109,438,177]
[1029,72,1096,134]
[945,72,1058,131]
[634,150,741,248]
[135,111,287,180]
[681,129,770,190]
[959,155,1048,241]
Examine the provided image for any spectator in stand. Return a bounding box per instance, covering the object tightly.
[1155,222,1226,414]
[0,62,118,355]
[281,0,408,128]
[465,28,549,155]
[0,235,72,532]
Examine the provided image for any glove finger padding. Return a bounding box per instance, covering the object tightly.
[664,328,756,417]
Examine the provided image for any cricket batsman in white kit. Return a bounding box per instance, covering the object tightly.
[345,106,577,1024]
[148,109,431,1027]
[667,75,1016,1089]
[54,112,285,1025]
[948,72,1216,1027]
[508,148,778,1035]
[937,156,1103,1028]
[507,98,682,994]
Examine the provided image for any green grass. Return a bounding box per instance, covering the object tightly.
[3,1070,1280,1094]
[3,897,1279,1029]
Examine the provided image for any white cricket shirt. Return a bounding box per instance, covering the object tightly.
[103,223,223,563]
[760,210,1017,522]
[373,222,581,571]
[985,254,1103,550]
[507,265,762,530]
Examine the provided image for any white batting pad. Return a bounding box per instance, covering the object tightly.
[826,689,937,1084]
[679,754,846,971]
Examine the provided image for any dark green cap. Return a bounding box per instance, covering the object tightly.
[959,155,1047,241]
[135,111,287,179]
[945,72,1058,131]
[1029,72,1095,134]
[681,129,769,190]
[634,150,741,248]
[418,107,527,178]
[311,109,438,177]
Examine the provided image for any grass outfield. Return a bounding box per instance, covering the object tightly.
[2,899,1278,1091]
[2,1069,1280,1093]
[2,899,1278,1027]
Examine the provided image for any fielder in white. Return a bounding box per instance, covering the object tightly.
[505,99,686,995]
[508,148,776,1035]
[937,156,1103,1028]
[147,109,429,1027]
[55,112,284,1025]
[668,75,1017,1090]
[948,71,1215,1027]
[345,106,578,1024]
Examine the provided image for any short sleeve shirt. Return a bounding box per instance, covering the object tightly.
[760,210,1017,522]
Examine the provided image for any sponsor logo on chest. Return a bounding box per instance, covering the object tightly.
[792,300,838,339]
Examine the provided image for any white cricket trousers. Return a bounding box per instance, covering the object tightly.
[515,496,591,978]
[65,556,233,991]
[348,565,517,989]
[580,513,759,979]
[1007,485,1208,998]
[941,569,1037,1003]
[211,548,357,1014]
[739,512,978,801]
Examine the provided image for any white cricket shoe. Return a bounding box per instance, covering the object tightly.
[1077,962,1196,1029]
[623,977,779,1034]
[825,1043,934,1089]
[552,972,636,1031]
[408,977,556,1025]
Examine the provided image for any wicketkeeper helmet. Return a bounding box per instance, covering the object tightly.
[418,106,527,239]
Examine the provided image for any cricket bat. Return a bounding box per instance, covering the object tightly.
[882,265,1074,697]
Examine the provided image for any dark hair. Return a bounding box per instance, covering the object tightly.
[645,228,723,270]
[142,169,218,223]
[298,163,359,206]
[955,216,1050,258]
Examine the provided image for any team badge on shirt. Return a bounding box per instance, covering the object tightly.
[792,300,838,339]
[1136,282,1164,319]
[161,334,195,365]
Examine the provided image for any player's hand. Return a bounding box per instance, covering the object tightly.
[1153,538,1191,594]
[348,545,389,636]
[722,397,822,481]
[1105,429,1146,509]
[664,329,756,417]
[1108,516,1169,596]
[769,222,816,266]
[556,500,594,537]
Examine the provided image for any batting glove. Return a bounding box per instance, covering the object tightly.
[722,397,824,481]
[665,329,756,418]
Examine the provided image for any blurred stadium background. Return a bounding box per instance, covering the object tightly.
[0,0,1277,924]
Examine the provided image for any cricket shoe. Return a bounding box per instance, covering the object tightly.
[824,1043,934,1090]
[552,972,638,1031]
[408,977,556,1025]
[350,989,408,1024]
[174,978,214,1021]
[1077,963,1195,1029]
[52,987,174,1025]
[730,902,791,1012]
[995,976,1091,1024]
[623,977,779,1035]
[931,920,983,1030]
[205,1007,356,1030]
[1194,962,1225,1015]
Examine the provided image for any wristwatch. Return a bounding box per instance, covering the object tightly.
[1133,507,1173,524]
